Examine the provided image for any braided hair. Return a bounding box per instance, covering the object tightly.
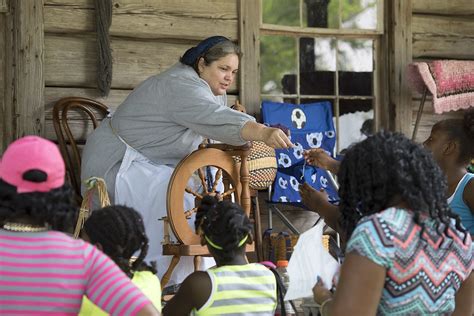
[195,196,253,262]
[0,179,78,232]
[437,109,474,165]
[83,205,156,278]
[337,131,466,241]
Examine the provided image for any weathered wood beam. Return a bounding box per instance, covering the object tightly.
[0,6,7,152]
[0,0,7,13]
[388,0,412,136]
[238,0,260,116]
[413,36,474,60]
[43,0,238,41]
[44,35,239,92]
[4,0,44,140]
[412,0,474,16]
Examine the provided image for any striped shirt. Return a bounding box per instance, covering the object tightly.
[0,229,152,315]
[193,263,277,315]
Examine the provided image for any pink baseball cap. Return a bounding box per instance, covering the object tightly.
[0,136,65,193]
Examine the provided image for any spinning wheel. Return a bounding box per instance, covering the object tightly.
[167,145,250,245]
[161,143,253,287]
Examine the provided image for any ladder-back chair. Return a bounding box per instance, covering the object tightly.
[52,97,109,201]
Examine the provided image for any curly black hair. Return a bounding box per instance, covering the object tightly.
[437,109,474,165]
[0,179,78,232]
[195,196,253,262]
[83,205,156,278]
[337,131,466,241]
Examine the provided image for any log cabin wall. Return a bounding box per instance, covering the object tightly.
[410,0,474,142]
[42,0,242,144]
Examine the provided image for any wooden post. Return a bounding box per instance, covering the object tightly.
[0,4,7,152]
[388,0,412,135]
[238,0,260,116]
[4,0,44,142]
[0,0,7,13]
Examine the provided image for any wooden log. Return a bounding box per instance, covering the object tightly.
[413,35,474,60]
[5,0,44,139]
[44,35,239,91]
[43,0,237,40]
[412,15,474,38]
[45,0,237,18]
[412,0,474,16]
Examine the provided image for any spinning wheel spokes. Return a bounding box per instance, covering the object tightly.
[183,168,235,219]
[167,147,244,245]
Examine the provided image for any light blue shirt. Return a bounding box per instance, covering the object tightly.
[448,173,474,235]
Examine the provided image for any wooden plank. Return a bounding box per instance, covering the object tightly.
[5,0,44,138]
[413,35,474,60]
[45,0,237,18]
[44,35,239,91]
[44,87,131,118]
[412,15,474,39]
[260,23,382,38]
[412,0,474,16]
[44,118,96,142]
[44,35,185,88]
[389,0,413,136]
[239,0,260,116]
[0,13,6,152]
[44,87,238,120]
[0,0,7,13]
[43,2,237,40]
[411,99,464,143]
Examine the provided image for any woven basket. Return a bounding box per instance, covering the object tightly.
[263,231,330,264]
[233,141,277,190]
[73,177,111,238]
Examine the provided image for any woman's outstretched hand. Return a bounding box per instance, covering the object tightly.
[261,126,294,149]
[241,121,294,149]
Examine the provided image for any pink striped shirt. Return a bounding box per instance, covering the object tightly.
[0,229,152,315]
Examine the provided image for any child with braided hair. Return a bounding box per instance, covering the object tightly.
[80,205,161,315]
[423,109,474,236]
[163,196,277,315]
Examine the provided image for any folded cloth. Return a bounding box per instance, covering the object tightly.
[407,60,474,114]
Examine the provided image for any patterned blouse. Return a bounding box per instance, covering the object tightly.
[347,207,473,315]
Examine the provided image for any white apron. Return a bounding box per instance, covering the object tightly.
[114,143,215,285]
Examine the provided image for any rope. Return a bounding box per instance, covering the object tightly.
[73,177,111,238]
[94,0,113,97]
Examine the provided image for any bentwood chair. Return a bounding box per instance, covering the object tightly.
[52,97,109,202]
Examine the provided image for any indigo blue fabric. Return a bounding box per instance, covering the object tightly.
[261,100,338,203]
[181,36,230,66]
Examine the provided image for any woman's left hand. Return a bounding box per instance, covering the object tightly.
[313,276,333,305]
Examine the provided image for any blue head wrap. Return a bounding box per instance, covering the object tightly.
[181,36,230,66]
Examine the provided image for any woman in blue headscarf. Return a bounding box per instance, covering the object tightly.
[81,36,293,285]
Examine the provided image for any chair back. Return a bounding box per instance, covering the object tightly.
[52,97,109,200]
[261,100,339,204]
